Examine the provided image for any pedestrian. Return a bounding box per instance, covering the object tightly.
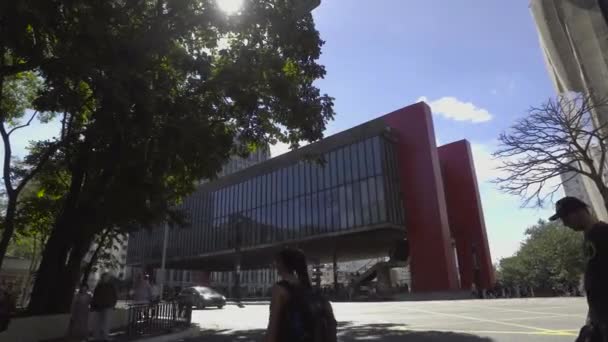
[132,274,152,305]
[265,248,337,342]
[67,284,92,342]
[150,279,161,318]
[91,273,118,342]
[549,197,608,342]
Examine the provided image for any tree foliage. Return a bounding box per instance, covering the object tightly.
[493,92,608,209]
[1,0,334,314]
[496,220,585,289]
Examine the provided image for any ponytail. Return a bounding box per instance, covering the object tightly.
[278,248,311,288]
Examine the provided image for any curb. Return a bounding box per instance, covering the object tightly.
[131,326,199,342]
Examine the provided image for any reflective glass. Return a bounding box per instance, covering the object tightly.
[358,141,368,179]
[344,145,353,183]
[330,151,338,187]
[376,176,387,222]
[351,143,359,181]
[372,136,382,176]
[339,186,347,230]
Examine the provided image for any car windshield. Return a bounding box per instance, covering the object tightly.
[195,287,219,296]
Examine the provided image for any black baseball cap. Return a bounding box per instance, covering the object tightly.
[549,197,588,221]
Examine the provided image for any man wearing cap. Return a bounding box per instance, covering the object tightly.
[550,197,608,342]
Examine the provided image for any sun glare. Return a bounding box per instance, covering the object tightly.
[217,0,244,15]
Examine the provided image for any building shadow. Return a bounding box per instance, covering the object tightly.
[194,322,495,342]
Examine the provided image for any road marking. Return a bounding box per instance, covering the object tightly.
[389,326,578,336]
[500,314,580,322]
[461,304,583,318]
[406,307,565,333]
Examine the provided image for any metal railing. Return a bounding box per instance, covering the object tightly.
[126,301,191,337]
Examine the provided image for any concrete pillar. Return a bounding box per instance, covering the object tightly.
[382,103,460,292]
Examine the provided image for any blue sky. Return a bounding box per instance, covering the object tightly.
[271,0,559,262]
[10,0,558,263]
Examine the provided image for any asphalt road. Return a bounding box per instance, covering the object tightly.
[184,297,587,341]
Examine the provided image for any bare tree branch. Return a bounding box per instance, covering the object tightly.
[7,111,38,136]
[494,92,608,209]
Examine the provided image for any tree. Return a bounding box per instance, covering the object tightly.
[496,220,585,290]
[15,0,334,315]
[493,92,608,209]
[0,72,59,269]
[81,228,126,287]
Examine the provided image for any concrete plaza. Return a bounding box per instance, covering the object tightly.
[186,297,587,341]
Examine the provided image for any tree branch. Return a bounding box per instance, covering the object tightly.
[7,111,38,136]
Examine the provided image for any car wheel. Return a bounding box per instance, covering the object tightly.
[198,301,206,310]
[217,305,224,309]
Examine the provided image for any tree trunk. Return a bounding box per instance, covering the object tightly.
[81,229,110,287]
[55,231,94,312]
[28,154,88,315]
[27,214,74,315]
[0,198,19,268]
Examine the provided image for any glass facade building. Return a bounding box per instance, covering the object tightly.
[127,134,405,266]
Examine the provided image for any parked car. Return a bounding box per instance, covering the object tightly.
[177,286,226,310]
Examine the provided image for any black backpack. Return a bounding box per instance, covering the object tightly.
[279,281,337,342]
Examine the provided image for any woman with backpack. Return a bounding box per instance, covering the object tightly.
[265,248,337,342]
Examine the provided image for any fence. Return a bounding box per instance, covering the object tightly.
[126,301,191,337]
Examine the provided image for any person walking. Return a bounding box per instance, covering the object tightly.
[549,197,608,342]
[67,284,92,342]
[132,274,152,305]
[91,273,118,342]
[265,248,337,342]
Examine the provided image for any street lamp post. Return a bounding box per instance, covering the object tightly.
[159,223,169,301]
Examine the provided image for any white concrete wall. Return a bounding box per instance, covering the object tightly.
[0,308,128,342]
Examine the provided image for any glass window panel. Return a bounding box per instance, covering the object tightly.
[303,162,310,195]
[360,180,371,226]
[338,186,347,230]
[330,151,338,187]
[310,162,318,193]
[336,148,345,186]
[351,143,360,181]
[322,154,331,190]
[326,190,334,232]
[287,198,294,240]
[318,190,326,232]
[372,136,382,176]
[376,176,387,222]
[346,184,355,228]
[368,178,379,224]
[249,179,254,209]
[246,179,251,210]
[344,145,353,183]
[293,197,300,238]
[287,166,294,199]
[276,169,283,202]
[299,195,307,236]
[305,194,312,236]
[255,176,261,209]
[310,192,318,234]
[358,141,368,179]
[298,163,306,197]
[353,181,363,227]
[283,167,289,201]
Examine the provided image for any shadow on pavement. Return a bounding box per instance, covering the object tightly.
[192,322,494,341]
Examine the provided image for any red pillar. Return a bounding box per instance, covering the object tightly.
[382,102,459,292]
[437,140,495,290]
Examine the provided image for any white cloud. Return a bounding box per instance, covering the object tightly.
[418,96,493,123]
